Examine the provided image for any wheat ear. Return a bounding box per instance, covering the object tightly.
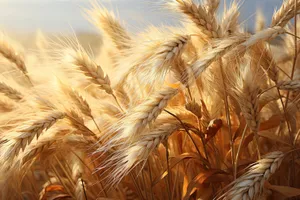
[169,0,219,38]
[65,47,113,95]
[277,80,300,91]
[271,0,300,27]
[219,151,284,200]
[0,111,65,161]
[255,9,265,32]
[59,81,92,118]
[103,87,178,146]
[0,82,23,101]
[65,109,97,138]
[99,119,180,186]
[185,99,202,118]
[87,3,131,50]
[206,0,220,14]
[220,2,240,37]
[0,34,27,74]
[139,34,190,84]
[190,36,246,79]
[0,98,15,112]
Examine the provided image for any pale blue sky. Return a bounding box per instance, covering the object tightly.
[0,0,283,33]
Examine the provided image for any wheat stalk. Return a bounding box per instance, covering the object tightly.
[219,151,284,200]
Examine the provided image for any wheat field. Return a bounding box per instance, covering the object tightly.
[1,0,300,199]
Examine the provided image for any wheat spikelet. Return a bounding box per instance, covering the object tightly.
[64,47,113,94]
[0,34,27,74]
[75,178,87,200]
[0,111,65,161]
[271,0,300,27]
[255,9,265,32]
[219,151,284,200]
[0,97,15,112]
[169,0,219,38]
[65,109,97,138]
[277,80,300,91]
[185,99,202,118]
[251,43,279,83]
[0,82,23,101]
[221,2,240,37]
[137,34,191,85]
[205,0,220,14]
[87,3,131,50]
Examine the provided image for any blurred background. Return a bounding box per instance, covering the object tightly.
[0,0,284,47]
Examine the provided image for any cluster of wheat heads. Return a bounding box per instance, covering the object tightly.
[2,0,300,199]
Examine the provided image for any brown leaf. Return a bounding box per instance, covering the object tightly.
[258,132,291,146]
[265,181,300,198]
[259,114,281,131]
[183,169,229,200]
[40,185,70,200]
[152,153,207,187]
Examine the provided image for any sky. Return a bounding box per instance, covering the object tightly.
[0,0,284,33]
